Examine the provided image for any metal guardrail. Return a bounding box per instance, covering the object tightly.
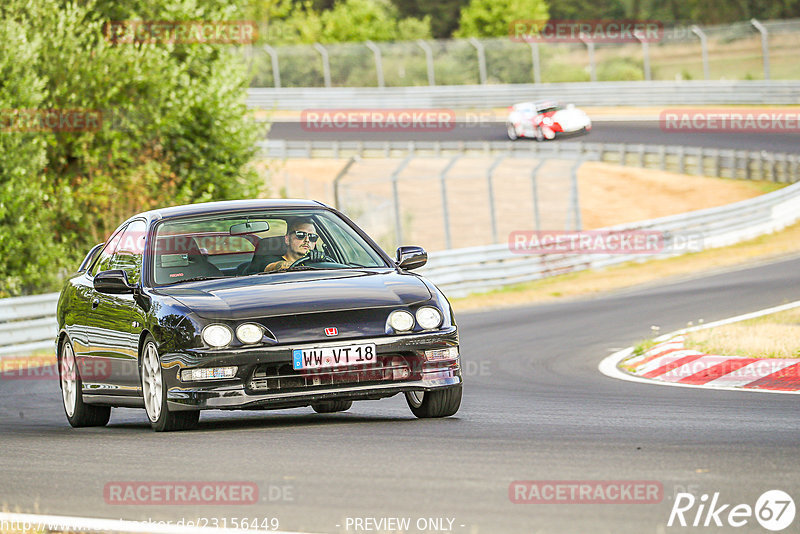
[258,140,800,183]
[420,180,800,296]
[0,293,58,356]
[247,81,800,109]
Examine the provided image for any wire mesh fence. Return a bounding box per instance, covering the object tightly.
[244,18,800,88]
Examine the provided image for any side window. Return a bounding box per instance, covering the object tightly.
[111,220,147,285]
[90,224,127,277]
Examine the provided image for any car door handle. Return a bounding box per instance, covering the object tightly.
[92,298,100,309]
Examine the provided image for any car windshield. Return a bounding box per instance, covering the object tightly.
[151,209,388,286]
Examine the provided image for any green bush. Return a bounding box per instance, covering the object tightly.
[0,0,262,296]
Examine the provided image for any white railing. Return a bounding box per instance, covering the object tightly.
[247,81,800,109]
[0,293,59,356]
[420,180,800,296]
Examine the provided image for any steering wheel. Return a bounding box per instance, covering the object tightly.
[288,254,336,269]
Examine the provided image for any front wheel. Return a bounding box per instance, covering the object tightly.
[405,385,462,418]
[506,123,519,141]
[60,338,110,428]
[140,336,199,432]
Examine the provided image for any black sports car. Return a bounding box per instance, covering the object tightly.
[56,199,462,431]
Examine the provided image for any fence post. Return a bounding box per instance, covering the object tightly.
[531,159,546,232]
[313,43,332,88]
[713,149,720,177]
[751,19,770,80]
[638,144,645,167]
[635,32,651,81]
[659,145,666,170]
[333,156,359,210]
[695,147,703,175]
[365,40,385,88]
[618,144,626,166]
[569,160,583,231]
[391,156,414,247]
[486,156,505,243]
[416,40,436,86]
[678,146,685,174]
[690,25,710,80]
[263,44,281,88]
[439,156,461,249]
[580,35,596,82]
[529,42,542,83]
[468,37,487,85]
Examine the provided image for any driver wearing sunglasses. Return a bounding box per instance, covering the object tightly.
[262,217,325,273]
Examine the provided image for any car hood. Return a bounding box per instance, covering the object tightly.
[155,269,432,321]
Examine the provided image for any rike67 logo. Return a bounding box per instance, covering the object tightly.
[668,490,795,531]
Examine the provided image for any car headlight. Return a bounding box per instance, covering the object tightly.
[416,307,443,330]
[388,310,415,332]
[236,323,263,344]
[202,324,233,348]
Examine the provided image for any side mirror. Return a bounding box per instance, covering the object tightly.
[94,270,136,294]
[78,243,104,273]
[396,246,427,270]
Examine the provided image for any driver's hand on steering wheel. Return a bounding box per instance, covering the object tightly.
[305,249,325,262]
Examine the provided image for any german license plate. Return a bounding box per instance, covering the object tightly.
[292,343,377,370]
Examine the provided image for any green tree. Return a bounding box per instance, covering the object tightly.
[454,0,549,38]
[549,0,625,19]
[0,0,262,295]
[0,18,51,296]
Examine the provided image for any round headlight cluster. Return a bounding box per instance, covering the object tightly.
[388,310,415,332]
[236,323,263,344]
[202,324,233,348]
[416,306,443,330]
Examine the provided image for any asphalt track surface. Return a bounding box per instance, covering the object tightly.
[268,120,800,153]
[2,256,800,533]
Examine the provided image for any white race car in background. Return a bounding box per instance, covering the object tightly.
[506,100,591,141]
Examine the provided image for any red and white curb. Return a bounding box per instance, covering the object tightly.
[599,300,800,394]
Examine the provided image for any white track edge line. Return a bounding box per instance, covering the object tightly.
[0,512,315,534]
[598,300,800,395]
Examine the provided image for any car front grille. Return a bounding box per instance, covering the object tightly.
[248,355,414,392]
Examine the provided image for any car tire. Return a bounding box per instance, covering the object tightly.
[405,385,462,418]
[312,400,353,413]
[506,123,519,141]
[60,338,111,428]
[534,126,545,142]
[140,336,199,432]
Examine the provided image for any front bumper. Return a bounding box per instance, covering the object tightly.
[161,328,461,411]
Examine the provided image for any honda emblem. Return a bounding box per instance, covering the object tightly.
[325,327,338,337]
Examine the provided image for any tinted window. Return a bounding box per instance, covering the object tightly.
[90,224,127,277]
[111,220,146,284]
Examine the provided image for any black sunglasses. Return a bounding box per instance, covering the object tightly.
[292,231,319,242]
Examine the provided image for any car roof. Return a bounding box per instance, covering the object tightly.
[131,199,328,225]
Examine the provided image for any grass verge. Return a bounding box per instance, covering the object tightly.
[684,307,800,359]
